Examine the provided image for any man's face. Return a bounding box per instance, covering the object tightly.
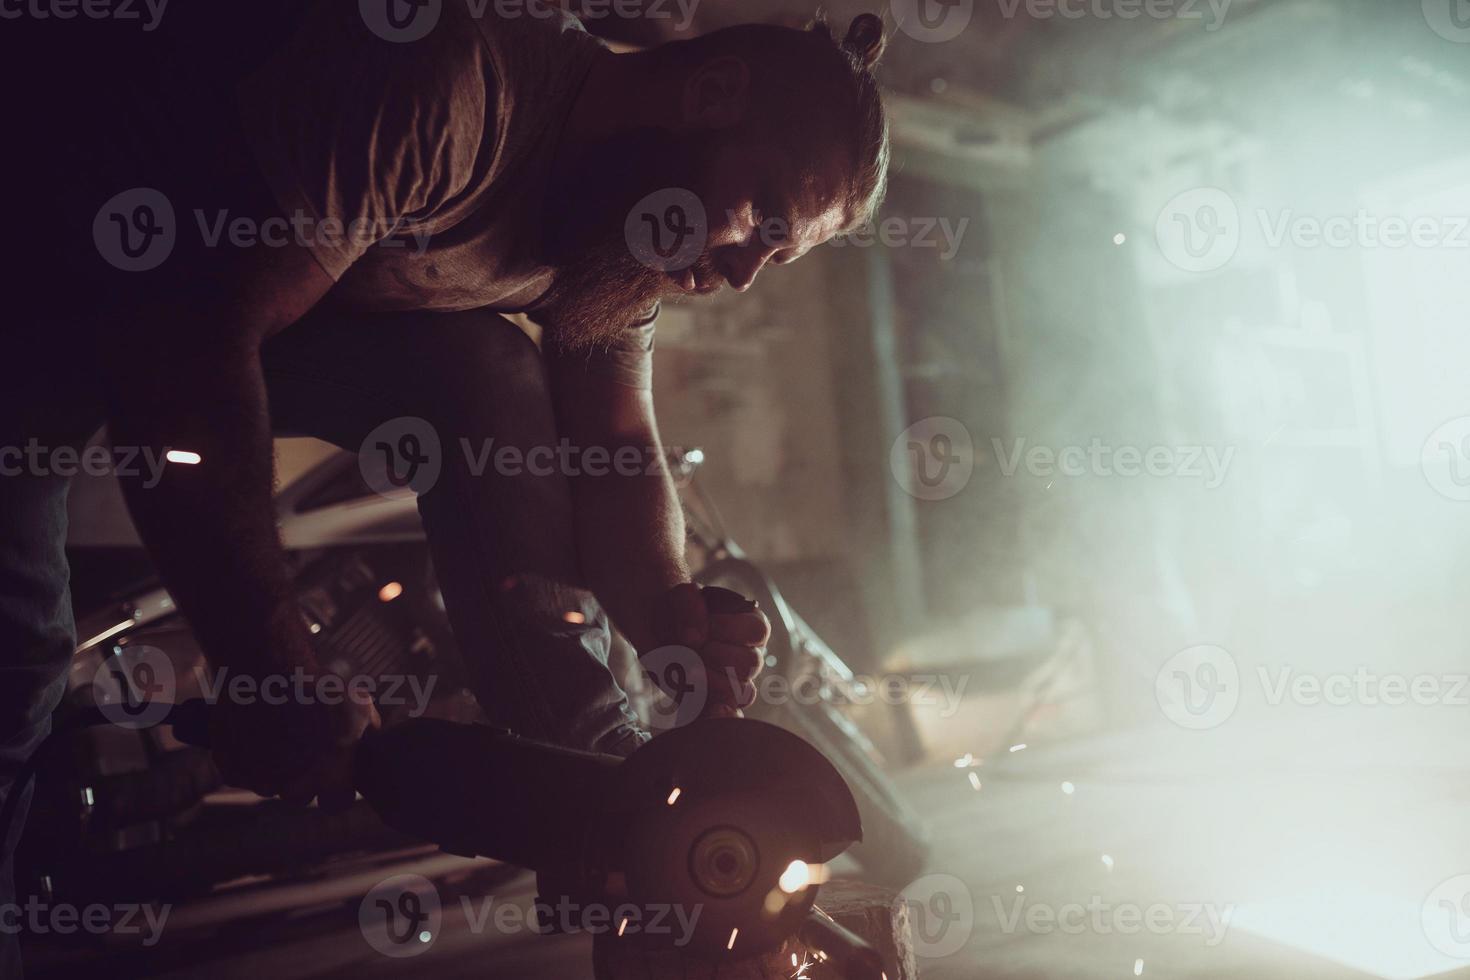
[539,124,853,353]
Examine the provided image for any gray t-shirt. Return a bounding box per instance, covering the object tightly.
[236,0,654,387]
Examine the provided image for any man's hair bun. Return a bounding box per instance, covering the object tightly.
[842,13,887,69]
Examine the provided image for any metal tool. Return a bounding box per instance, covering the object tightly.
[167,704,886,976]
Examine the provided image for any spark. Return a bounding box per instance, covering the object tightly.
[953,753,978,768]
[1102,854,1115,871]
[563,611,586,624]
[1009,743,1027,753]
[666,787,682,806]
[1061,781,1076,795]
[968,772,982,791]
[780,861,813,894]
[727,927,739,951]
[377,581,403,602]
[618,918,629,937]
[1113,233,1127,245]
[165,449,202,464]
[1016,884,1025,893]
[1134,958,1145,975]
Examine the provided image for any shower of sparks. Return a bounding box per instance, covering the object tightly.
[666,787,682,806]
[1061,781,1076,795]
[789,953,813,979]
[1134,958,1145,975]
[1102,854,1115,871]
[1009,743,1027,753]
[968,772,982,791]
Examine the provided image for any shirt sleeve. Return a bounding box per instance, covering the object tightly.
[234,4,491,281]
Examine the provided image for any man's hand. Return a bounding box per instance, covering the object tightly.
[651,583,771,718]
[208,681,380,811]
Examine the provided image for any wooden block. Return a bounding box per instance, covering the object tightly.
[593,880,917,980]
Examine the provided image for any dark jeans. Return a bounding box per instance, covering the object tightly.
[0,307,646,971]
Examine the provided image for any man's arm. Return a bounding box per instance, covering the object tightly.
[549,369,770,712]
[97,240,372,804]
[550,373,687,652]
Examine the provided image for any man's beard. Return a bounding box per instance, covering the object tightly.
[535,127,722,355]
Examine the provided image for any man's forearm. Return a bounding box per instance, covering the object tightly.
[105,332,314,673]
[570,451,688,654]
